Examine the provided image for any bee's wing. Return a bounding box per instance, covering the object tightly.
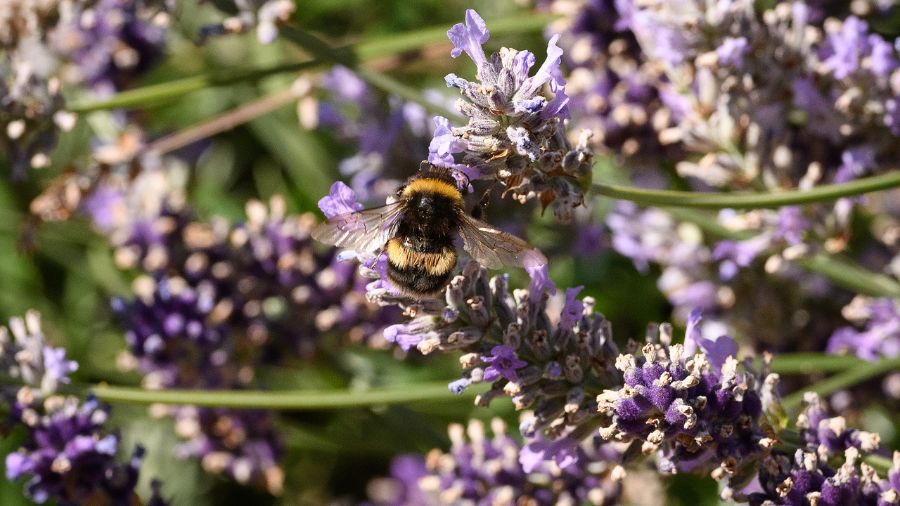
[457,213,545,270]
[312,202,403,254]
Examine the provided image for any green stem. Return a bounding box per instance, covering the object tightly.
[781,357,900,412]
[769,353,865,374]
[354,13,556,60]
[666,207,900,298]
[793,253,900,298]
[68,60,320,113]
[91,381,484,410]
[68,13,551,113]
[864,454,893,475]
[591,170,900,209]
[280,27,460,120]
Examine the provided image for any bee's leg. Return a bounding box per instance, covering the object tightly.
[366,245,388,270]
[471,185,494,220]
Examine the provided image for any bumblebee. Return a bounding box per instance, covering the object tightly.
[312,166,544,297]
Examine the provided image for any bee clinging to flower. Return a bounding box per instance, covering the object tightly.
[312,165,545,298]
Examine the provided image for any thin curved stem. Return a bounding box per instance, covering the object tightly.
[666,208,900,298]
[781,357,900,413]
[144,84,303,155]
[91,381,484,410]
[864,454,893,475]
[769,353,865,374]
[279,26,460,120]
[68,59,320,113]
[354,12,556,60]
[86,352,860,410]
[591,170,900,209]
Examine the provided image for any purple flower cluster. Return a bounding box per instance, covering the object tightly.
[596,314,780,484]
[543,0,680,163]
[742,448,900,506]
[730,393,898,505]
[1,0,167,178]
[545,0,900,349]
[828,296,900,361]
[50,0,168,93]
[5,395,157,506]
[377,259,620,444]
[365,418,623,506]
[112,195,394,492]
[0,311,165,505]
[613,0,900,189]
[434,9,593,222]
[0,310,77,399]
[606,201,843,351]
[0,59,72,179]
[172,406,284,494]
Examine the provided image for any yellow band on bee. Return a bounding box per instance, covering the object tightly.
[386,238,457,274]
[402,178,462,203]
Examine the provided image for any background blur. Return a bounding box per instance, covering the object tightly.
[1,0,899,504]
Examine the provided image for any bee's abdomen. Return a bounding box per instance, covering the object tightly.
[386,238,457,296]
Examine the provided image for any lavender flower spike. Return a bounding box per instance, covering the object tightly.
[437,9,593,222]
[365,418,623,506]
[596,322,779,483]
[371,259,620,444]
[731,394,898,505]
[0,310,77,396]
[6,395,161,506]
